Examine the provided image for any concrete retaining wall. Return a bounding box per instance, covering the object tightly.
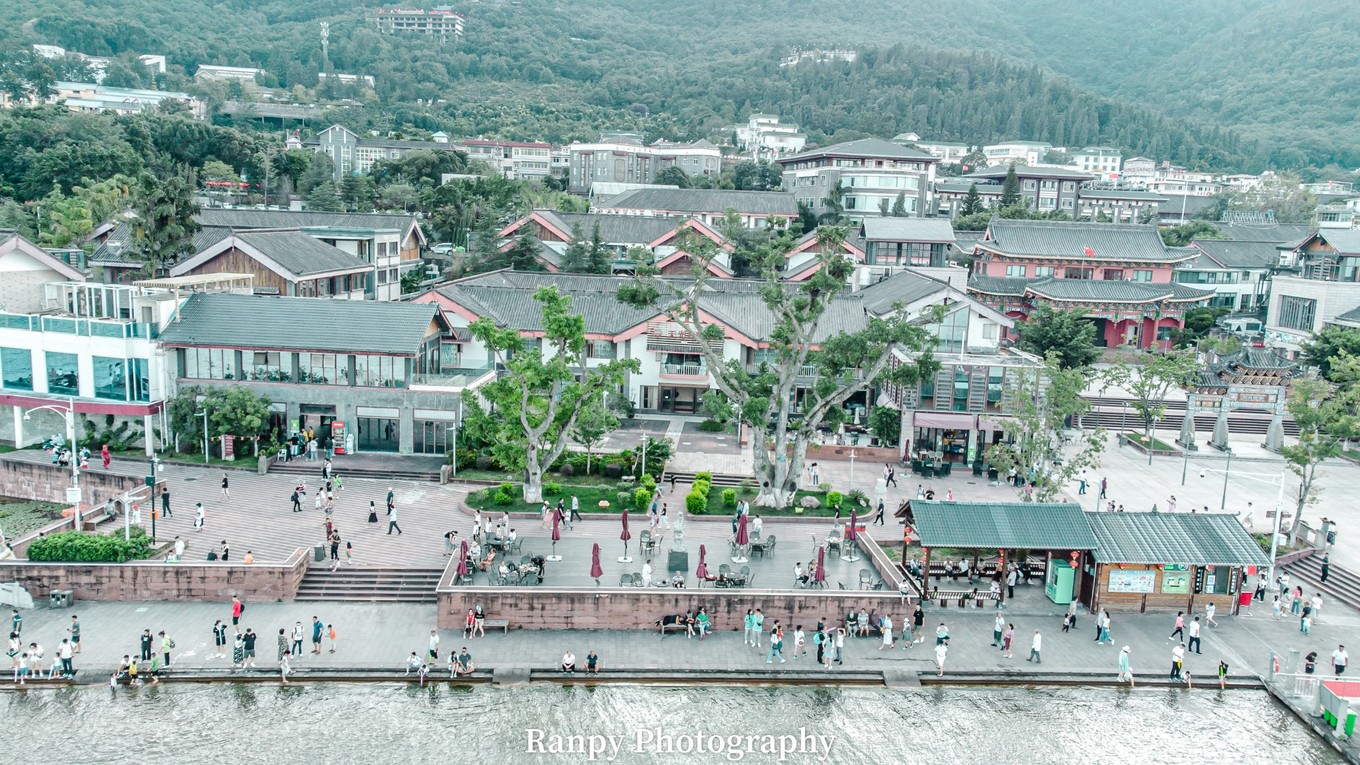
[0,455,147,508]
[0,547,309,602]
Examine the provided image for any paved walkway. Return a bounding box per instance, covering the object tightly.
[8,591,1356,684]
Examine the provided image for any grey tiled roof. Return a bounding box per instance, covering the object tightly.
[437,272,662,335]
[935,181,1001,194]
[856,270,951,314]
[966,275,1030,296]
[859,218,956,244]
[231,231,370,276]
[158,293,440,354]
[1332,305,1360,325]
[696,283,868,342]
[1156,195,1217,217]
[196,208,417,234]
[983,219,1181,262]
[784,137,934,163]
[602,188,798,216]
[1026,278,1212,303]
[912,501,1098,550]
[1311,229,1360,255]
[1216,224,1313,244]
[1077,189,1166,201]
[1086,512,1268,566]
[1190,239,1280,270]
[541,211,686,245]
[966,165,1096,181]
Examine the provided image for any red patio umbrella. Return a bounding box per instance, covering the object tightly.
[814,546,826,584]
[618,509,633,562]
[696,544,708,579]
[456,540,469,578]
[846,509,859,542]
[548,509,562,561]
[590,542,603,585]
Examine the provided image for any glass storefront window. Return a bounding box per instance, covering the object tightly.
[184,348,237,380]
[46,351,79,396]
[1,347,33,390]
[93,356,127,401]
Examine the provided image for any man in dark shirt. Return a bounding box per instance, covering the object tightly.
[242,629,258,667]
[139,629,153,661]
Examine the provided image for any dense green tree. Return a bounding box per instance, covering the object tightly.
[1160,220,1225,246]
[619,226,940,507]
[470,286,640,502]
[867,405,901,445]
[128,169,200,276]
[1172,306,1231,348]
[297,153,334,197]
[819,183,847,224]
[36,185,94,248]
[305,181,341,212]
[561,225,588,273]
[960,183,985,216]
[1301,326,1360,382]
[1016,305,1100,370]
[1282,377,1358,533]
[653,166,691,188]
[731,160,783,191]
[585,222,611,274]
[504,232,546,271]
[891,191,908,217]
[999,164,1022,208]
[1103,349,1200,440]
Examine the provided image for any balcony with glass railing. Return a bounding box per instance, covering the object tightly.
[410,361,497,390]
[660,363,708,379]
[0,312,159,339]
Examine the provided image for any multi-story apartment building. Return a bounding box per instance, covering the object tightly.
[778,138,938,221]
[941,166,1093,215]
[595,188,797,230]
[1175,239,1281,311]
[732,115,807,159]
[373,7,465,42]
[0,234,174,453]
[51,82,205,120]
[567,137,722,194]
[306,124,464,181]
[458,139,553,179]
[982,141,1052,167]
[194,65,264,89]
[159,292,485,455]
[1267,229,1360,356]
[934,178,1161,224]
[893,134,970,166]
[1071,147,1123,176]
[967,219,1211,349]
[1073,188,1166,223]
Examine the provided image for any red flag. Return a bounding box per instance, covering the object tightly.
[1083,246,1095,258]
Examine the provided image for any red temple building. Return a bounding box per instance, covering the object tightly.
[967,219,1213,350]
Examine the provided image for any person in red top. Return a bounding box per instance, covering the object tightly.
[231,596,244,626]
[101,444,111,470]
[463,609,476,639]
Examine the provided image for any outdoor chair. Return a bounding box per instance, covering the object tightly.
[719,563,733,578]
[859,569,873,590]
[739,565,752,586]
[633,573,646,587]
[619,573,634,587]
[837,582,846,590]
[509,538,524,555]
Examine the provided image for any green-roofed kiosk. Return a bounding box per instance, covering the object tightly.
[910,501,1098,605]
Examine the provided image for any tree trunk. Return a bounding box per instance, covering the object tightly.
[753,437,806,508]
[522,448,544,504]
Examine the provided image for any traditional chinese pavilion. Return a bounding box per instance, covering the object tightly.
[968,219,1213,350]
[1181,348,1300,452]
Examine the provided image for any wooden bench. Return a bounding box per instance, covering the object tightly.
[483,619,510,634]
[929,589,1000,608]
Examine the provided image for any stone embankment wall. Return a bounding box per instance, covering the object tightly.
[0,547,309,602]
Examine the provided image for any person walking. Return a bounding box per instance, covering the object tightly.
[159,630,173,667]
[290,622,304,656]
[194,502,205,531]
[1205,601,1218,628]
[793,626,806,659]
[743,609,756,647]
[67,615,81,654]
[1187,616,1202,654]
[221,473,230,499]
[428,629,441,662]
[161,487,172,518]
[213,620,227,658]
[1320,553,1330,584]
[570,494,582,524]
[1218,660,1229,689]
[1097,610,1113,645]
[279,649,294,685]
[878,614,894,651]
[765,625,786,663]
[884,464,897,487]
[1027,629,1042,664]
[386,488,395,515]
[992,611,1005,648]
[752,609,765,648]
[873,500,886,526]
[387,504,402,535]
[1099,477,1107,499]
[934,642,948,677]
[1334,645,1349,677]
[276,628,288,662]
[311,617,324,654]
[290,489,302,513]
[101,443,110,469]
[1170,611,1185,641]
[1170,643,1185,680]
[1118,646,1134,687]
[231,596,243,626]
[1002,624,1014,659]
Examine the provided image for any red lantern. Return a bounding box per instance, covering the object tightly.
[1205,564,1215,572]
[1069,558,1079,569]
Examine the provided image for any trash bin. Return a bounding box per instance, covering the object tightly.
[313,545,325,563]
[50,590,74,608]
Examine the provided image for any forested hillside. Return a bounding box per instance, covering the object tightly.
[0,0,1354,171]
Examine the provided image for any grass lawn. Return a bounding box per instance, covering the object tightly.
[108,448,257,470]
[1121,432,1178,452]
[698,486,870,518]
[465,482,866,518]
[0,497,70,537]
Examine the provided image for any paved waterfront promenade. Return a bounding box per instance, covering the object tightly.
[9,588,1356,685]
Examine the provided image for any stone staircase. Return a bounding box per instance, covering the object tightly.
[661,470,750,488]
[294,566,443,603]
[270,460,441,482]
[1283,553,1360,613]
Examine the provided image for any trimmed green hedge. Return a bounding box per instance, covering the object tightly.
[26,527,153,563]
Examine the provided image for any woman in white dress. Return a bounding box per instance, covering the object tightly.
[879,614,894,650]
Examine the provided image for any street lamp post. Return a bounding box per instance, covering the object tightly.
[195,408,209,464]
[1221,449,1233,510]
[148,456,160,544]
[24,398,81,531]
[848,448,857,493]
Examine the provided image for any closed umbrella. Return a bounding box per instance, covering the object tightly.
[618,509,633,563]
[590,543,603,586]
[844,508,860,561]
[696,544,708,580]
[456,540,469,579]
[547,509,562,561]
[733,513,749,563]
[814,545,826,585]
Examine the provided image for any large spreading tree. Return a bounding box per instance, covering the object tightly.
[470,286,639,502]
[619,226,939,507]
[1281,364,1359,533]
[129,168,200,276]
[1103,349,1200,440]
[1016,305,1100,370]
